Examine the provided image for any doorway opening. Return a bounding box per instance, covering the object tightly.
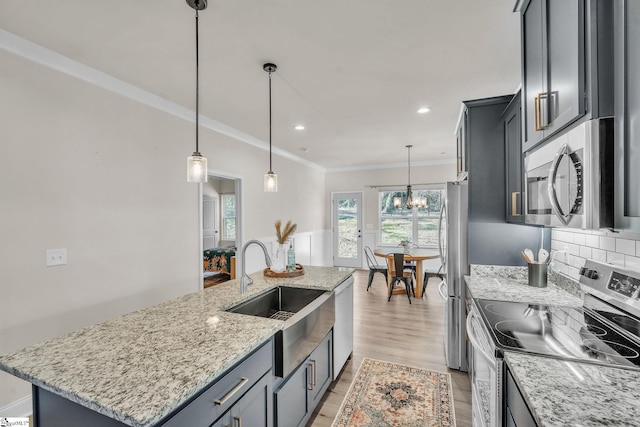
[200,173,243,289]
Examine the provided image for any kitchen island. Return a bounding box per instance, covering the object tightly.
[0,266,354,427]
[466,266,640,426]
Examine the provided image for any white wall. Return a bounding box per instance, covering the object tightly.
[0,48,326,407]
[551,228,640,279]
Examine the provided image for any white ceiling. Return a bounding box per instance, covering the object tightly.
[0,0,521,170]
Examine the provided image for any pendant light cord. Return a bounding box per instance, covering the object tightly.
[268,70,273,172]
[195,7,200,154]
[407,146,411,185]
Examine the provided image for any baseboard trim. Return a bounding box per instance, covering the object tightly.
[0,395,32,417]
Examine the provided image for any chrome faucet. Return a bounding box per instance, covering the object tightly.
[240,239,272,294]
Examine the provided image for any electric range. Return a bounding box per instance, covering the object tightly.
[475,260,640,371]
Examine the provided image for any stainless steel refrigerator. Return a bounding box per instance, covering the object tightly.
[438,181,546,372]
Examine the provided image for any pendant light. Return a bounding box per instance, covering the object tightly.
[263,63,278,192]
[405,144,414,209]
[186,0,208,183]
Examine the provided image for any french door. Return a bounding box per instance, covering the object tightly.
[332,192,363,268]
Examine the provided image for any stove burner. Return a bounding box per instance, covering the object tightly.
[483,303,512,316]
[582,339,640,359]
[585,324,607,337]
[611,316,640,335]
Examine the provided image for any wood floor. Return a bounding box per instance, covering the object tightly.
[308,269,472,427]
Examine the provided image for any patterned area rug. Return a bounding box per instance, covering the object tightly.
[332,358,456,427]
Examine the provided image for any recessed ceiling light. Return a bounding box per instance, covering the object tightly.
[417,107,430,114]
[294,125,305,131]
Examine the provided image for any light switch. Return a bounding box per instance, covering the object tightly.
[46,248,67,267]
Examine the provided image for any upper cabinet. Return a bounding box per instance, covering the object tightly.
[519,0,613,152]
[614,0,640,231]
[457,95,514,222]
[503,91,524,224]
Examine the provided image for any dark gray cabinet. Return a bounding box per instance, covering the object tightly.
[521,0,586,151]
[457,96,513,223]
[274,331,333,427]
[33,340,274,427]
[614,0,640,231]
[504,91,524,223]
[212,373,273,427]
[163,340,273,427]
[505,369,538,427]
[519,0,613,152]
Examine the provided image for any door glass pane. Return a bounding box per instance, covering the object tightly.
[337,198,358,258]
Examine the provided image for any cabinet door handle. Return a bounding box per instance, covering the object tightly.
[511,192,521,216]
[214,377,249,406]
[534,92,548,131]
[233,416,242,427]
[311,359,317,388]
[307,362,313,390]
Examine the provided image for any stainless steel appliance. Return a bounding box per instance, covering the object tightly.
[469,260,640,427]
[438,181,469,372]
[524,118,614,228]
[438,181,545,372]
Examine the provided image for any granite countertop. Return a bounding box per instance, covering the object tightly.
[468,265,640,426]
[505,352,640,427]
[0,265,354,427]
[465,265,583,306]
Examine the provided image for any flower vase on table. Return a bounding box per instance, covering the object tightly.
[270,219,297,274]
[271,244,287,273]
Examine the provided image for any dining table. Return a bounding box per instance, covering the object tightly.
[373,247,440,298]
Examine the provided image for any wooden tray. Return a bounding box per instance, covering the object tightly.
[264,264,304,278]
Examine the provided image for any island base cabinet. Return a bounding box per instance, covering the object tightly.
[33,387,128,427]
[212,373,273,427]
[33,341,274,427]
[274,331,333,427]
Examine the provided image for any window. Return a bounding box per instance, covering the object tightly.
[222,194,236,240]
[379,187,445,247]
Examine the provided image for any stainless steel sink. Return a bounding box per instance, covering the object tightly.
[227,286,335,377]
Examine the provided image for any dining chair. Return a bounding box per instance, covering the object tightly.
[387,253,414,303]
[364,246,388,291]
[422,263,444,295]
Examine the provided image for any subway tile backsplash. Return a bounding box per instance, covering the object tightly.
[551,228,640,280]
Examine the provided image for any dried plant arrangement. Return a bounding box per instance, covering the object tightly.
[275,219,297,244]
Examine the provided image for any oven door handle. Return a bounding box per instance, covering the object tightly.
[466,311,495,364]
[547,143,570,225]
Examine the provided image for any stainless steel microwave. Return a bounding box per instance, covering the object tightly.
[524,118,614,229]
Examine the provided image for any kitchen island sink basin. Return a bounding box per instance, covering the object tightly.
[227,286,335,377]
[227,286,326,320]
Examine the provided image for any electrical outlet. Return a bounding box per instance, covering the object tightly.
[46,248,67,267]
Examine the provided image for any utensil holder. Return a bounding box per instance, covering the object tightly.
[528,262,548,288]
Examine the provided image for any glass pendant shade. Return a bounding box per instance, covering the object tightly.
[264,171,278,192]
[393,197,402,209]
[406,185,413,209]
[187,152,208,183]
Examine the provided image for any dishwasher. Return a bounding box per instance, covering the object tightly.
[333,275,354,380]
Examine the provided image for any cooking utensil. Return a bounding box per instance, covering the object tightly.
[524,248,535,263]
[538,248,549,264]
